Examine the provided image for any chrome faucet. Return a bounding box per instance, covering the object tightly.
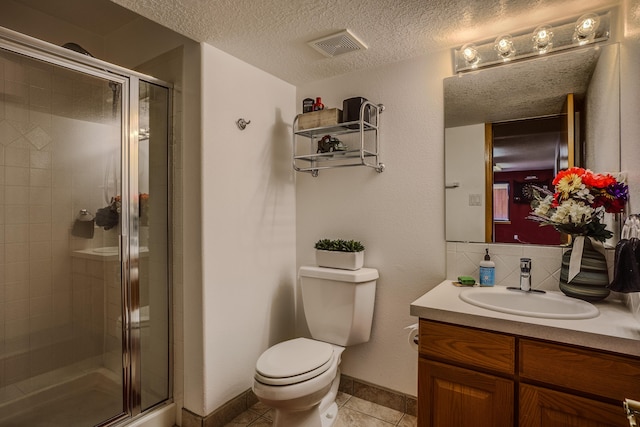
[519,258,532,291]
[508,258,545,293]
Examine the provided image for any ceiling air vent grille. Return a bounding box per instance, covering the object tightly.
[308,30,367,58]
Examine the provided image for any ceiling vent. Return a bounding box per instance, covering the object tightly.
[308,30,368,58]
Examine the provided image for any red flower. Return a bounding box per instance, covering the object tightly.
[552,167,586,185]
[602,197,626,213]
[581,172,616,189]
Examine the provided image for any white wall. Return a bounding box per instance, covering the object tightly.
[621,0,640,213]
[445,124,486,242]
[0,0,104,57]
[197,43,297,414]
[0,0,191,73]
[585,43,620,174]
[296,51,451,396]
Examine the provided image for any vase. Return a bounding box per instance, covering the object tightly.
[315,250,364,270]
[559,236,610,302]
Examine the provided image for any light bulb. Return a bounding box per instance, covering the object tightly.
[494,35,515,60]
[573,13,600,45]
[532,25,554,53]
[460,43,479,67]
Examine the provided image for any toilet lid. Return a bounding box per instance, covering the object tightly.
[255,338,334,386]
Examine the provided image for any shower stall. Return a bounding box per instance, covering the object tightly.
[0,28,172,427]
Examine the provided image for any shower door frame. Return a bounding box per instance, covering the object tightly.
[0,26,174,426]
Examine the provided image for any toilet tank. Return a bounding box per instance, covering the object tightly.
[299,266,378,346]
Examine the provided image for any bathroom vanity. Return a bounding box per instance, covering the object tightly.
[411,281,640,427]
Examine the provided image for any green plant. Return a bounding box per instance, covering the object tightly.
[314,238,365,252]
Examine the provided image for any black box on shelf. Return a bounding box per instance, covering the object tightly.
[342,97,370,126]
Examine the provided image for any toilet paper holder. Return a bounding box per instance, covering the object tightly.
[405,323,419,351]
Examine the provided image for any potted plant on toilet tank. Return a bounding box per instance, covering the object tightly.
[314,238,365,270]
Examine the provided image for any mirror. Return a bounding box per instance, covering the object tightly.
[445,43,620,244]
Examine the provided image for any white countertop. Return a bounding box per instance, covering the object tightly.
[411,280,640,357]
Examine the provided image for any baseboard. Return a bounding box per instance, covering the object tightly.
[338,374,417,417]
[181,374,416,426]
[181,389,257,427]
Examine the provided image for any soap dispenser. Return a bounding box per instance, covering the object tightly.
[479,248,495,286]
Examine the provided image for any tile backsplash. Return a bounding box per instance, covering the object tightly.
[447,242,614,292]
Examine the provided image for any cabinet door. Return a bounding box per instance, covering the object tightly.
[520,384,626,427]
[418,358,514,427]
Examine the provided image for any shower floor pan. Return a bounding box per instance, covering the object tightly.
[0,370,121,427]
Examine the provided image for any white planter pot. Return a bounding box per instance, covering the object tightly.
[315,250,364,270]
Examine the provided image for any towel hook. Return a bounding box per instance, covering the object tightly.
[236,118,251,130]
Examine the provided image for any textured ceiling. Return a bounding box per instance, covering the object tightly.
[109,0,623,85]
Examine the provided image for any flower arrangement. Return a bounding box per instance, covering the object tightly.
[528,167,628,242]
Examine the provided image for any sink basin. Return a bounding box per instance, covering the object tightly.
[459,287,599,319]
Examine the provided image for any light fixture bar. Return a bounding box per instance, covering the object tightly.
[454,10,610,73]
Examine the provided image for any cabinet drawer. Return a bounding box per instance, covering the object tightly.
[519,339,640,401]
[419,320,515,374]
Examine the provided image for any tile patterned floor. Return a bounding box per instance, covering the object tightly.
[223,392,417,427]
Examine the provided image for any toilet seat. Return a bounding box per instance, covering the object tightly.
[255,338,334,386]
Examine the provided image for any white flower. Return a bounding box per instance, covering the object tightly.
[572,184,594,203]
[550,199,593,225]
[534,195,554,216]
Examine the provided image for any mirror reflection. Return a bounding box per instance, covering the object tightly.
[444,43,620,245]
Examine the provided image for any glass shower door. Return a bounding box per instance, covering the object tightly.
[0,27,172,427]
[0,47,126,426]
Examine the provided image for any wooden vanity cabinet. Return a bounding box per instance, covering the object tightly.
[418,319,635,427]
[418,320,515,427]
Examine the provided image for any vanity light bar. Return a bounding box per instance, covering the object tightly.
[454,10,610,73]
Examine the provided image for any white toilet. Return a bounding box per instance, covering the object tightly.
[253,265,378,427]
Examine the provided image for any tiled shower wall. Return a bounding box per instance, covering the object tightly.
[0,49,119,393]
